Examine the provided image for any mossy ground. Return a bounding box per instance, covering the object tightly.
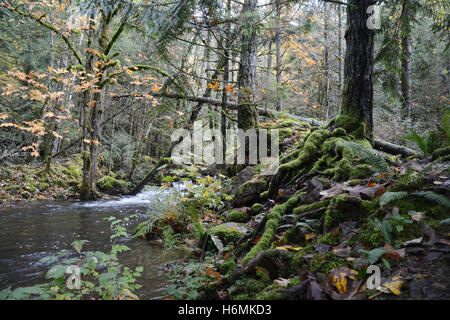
[186,117,450,300]
[0,155,127,203]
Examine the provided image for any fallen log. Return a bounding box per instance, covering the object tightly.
[257,107,418,158]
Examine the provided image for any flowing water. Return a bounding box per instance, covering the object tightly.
[0,184,188,299]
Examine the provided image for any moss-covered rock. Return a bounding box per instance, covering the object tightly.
[96,176,128,195]
[227,210,250,223]
[234,178,268,207]
[324,194,374,229]
[251,203,264,215]
[209,222,248,244]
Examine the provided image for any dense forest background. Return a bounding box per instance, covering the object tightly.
[0,0,448,197]
[1,0,450,301]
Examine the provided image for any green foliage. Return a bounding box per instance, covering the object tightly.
[412,191,450,209]
[379,191,408,208]
[166,256,219,300]
[404,110,450,155]
[336,141,391,173]
[359,247,387,265]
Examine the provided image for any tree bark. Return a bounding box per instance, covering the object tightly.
[237,0,259,130]
[400,0,412,119]
[275,0,283,111]
[338,0,376,142]
[324,2,330,120]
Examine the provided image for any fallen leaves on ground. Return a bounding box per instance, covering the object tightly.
[320,182,387,200]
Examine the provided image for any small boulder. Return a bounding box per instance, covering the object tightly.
[233,178,268,207]
[209,222,248,244]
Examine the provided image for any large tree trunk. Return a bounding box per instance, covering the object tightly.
[80,11,110,200]
[324,2,330,120]
[338,4,344,96]
[401,0,412,119]
[338,0,376,142]
[275,0,282,112]
[237,0,259,131]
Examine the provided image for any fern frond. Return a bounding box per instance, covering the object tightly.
[404,129,427,154]
[412,191,450,209]
[425,130,440,155]
[337,141,391,173]
[379,191,408,208]
[399,170,423,187]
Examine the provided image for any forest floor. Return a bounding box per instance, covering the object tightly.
[149,116,450,300]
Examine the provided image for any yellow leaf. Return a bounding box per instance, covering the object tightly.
[305,233,316,241]
[208,81,219,91]
[276,245,303,252]
[382,276,404,295]
[333,274,348,293]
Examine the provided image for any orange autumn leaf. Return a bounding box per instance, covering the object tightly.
[375,186,387,195]
[225,84,235,93]
[87,100,96,107]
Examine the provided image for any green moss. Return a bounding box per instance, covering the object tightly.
[251,203,264,214]
[316,232,340,246]
[54,178,66,188]
[291,244,314,269]
[289,277,300,287]
[325,194,372,228]
[218,259,237,276]
[26,184,37,193]
[278,128,295,140]
[96,176,128,194]
[209,223,246,244]
[355,225,385,248]
[350,164,375,179]
[39,182,49,191]
[255,267,271,283]
[292,198,330,215]
[260,190,268,200]
[254,283,288,300]
[228,210,249,223]
[274,129,332,180]
[242,192,303,265]
[334,115,369,140]
[67,164,82,181]
[281,227,305,245]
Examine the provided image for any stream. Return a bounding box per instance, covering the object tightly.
[0,184,187,299]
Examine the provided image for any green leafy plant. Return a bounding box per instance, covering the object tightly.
[166,256,220,300]
[336,141,391,173]
[404,110,450,155]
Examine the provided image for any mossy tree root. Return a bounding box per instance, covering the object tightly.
[267,128,333,197]
[240,191,303,266]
